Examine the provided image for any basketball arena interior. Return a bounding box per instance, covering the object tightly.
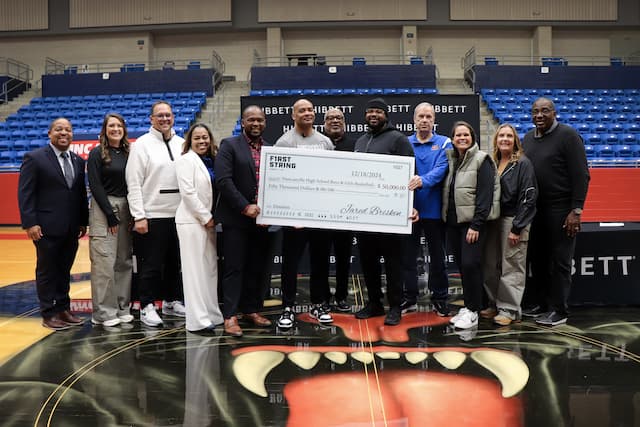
[1,1,640,426]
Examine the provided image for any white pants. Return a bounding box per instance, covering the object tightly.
[176,223,223,331]
[89,196,133,322]
[483,216,530,316]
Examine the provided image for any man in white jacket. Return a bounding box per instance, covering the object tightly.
[126,101,185,327]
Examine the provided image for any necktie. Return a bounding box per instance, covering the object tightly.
[61,152,74,188]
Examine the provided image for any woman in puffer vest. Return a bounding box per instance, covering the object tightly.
[442,121,500,330]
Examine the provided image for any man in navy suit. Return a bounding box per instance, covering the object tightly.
[18,117,89,331]
[215,105,273,336]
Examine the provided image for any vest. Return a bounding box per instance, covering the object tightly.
[441,144,500,223]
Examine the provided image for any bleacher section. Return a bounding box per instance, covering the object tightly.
[0,91,206,168]
[481,88,640,167]
[248,87,438,97]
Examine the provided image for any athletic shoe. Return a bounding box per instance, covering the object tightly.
[91,317,121,327]
[309,304,333,324]
[384,306,402,326]
[277,307,295,329]
[453,310,478,329]
[535,311,568,326]
[141,303,163,327]
[450,307,470,324]
[118,314,135,323]
[321,302,332,313]
[162,300,186,317]
[522,305,546,318]
[334,300,352,313]
[479,307,497,319]
[433,300,450,317]
[493,309,520,326]
[355,302,385,319]
[400,300,418,314]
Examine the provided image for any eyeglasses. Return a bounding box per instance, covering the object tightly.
[152,113,173,119]
[325,116,344,121]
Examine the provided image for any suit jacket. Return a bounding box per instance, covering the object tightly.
[18,145,89,236]
[175,150,214,225]
[214,134,271,229]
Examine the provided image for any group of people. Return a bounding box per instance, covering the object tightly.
[17,94,589,335]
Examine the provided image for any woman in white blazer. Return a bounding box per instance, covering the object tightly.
[175,123,223,332]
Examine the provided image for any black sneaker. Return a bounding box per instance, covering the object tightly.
[384,307,402,326]
[277,307,295,329]
[334,300,352,313]
[400,299,418,314]
[355,302,385,319]
[522,305,546,318]
[321,302,332,313]
[535,311,567,326]
[433,300,450,317]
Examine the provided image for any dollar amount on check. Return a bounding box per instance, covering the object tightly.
[257,147,415,234]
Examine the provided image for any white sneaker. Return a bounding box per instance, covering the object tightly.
[141,303,163,327]
[118,314,134,323]
[453,310,478,329]
[309,304,333,324]
[450,307,470,324]
[162,300,186,317]
[91,317,121,327]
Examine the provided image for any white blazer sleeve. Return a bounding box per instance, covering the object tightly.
[176,152,213,225]
[125,140,148,220]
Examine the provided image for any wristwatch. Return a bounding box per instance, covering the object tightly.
[572,208,583,215]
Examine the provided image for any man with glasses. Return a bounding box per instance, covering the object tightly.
[322,108,356,312]
[126,101,186,327]
[521,97,590,326]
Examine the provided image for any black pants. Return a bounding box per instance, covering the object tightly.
[280,227,330,307]
[524,207,575,315]
[357,232,406,309]
[132,218,182,308]
[35,233,79,318]
[327,230,353,302]
[220,225,272,318]
[447,223,486,312]
[403,219,449,303]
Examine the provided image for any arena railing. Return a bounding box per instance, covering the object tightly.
[1,58,33,103]
[252,54,434,67]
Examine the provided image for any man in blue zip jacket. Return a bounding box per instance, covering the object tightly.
[403,102,451,316]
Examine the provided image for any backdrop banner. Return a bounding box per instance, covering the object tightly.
[240,94,481,147]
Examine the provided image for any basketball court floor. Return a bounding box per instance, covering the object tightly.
[0,225,639,427]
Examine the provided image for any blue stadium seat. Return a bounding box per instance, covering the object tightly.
[383,88,397,95]
[187,61,201,70]
[342,88,357,95]
[316,89,330,95]
[583,144,595,158]
[262,90,276,96]
[614,145,634,157]
[352,57,366,66]
[595,144,615,157]
[585,133,602,145]
[356,88,370,95]
[396,88,410,95]
[575,123,591,133]
[623,123,640,133]
[0,140,14,151]
[610,123,625,133]
[276,89,290,96]
[369,88,383,95]
[622,134,637,144]
[329,89,343,96]
[481,89,495,96]
[604,134,620,144]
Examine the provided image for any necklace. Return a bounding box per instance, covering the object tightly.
[109,146,121,154]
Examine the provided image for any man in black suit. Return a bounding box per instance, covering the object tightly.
[18,117,89,331]
[215,105,273,337]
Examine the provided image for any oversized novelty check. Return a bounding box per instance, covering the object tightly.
[256,147,414,234]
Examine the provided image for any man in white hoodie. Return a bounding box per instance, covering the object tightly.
[126,101,185,327]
